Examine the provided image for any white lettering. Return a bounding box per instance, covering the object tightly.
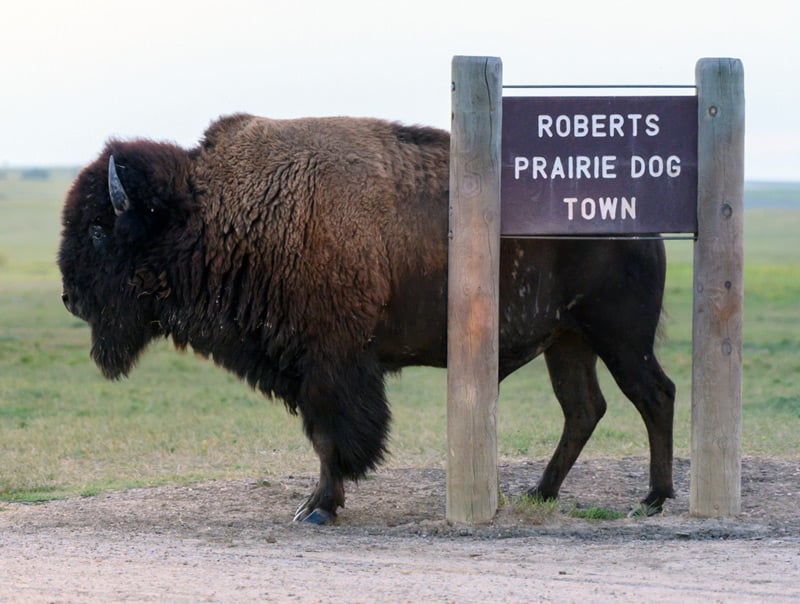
[574,114,589,137]
[666,155,681,177]
[622,197,636,219]
[563,196,637,221]
[609,114,625,137]
[515,156,619,179]
[576,156,591,179]
[631,155,645,178]
[645,114,660,136]
[534,112,663,138]
[627,113,642,136]
[551,156,565,179]
[598,197,617,219]
[631,155,683,178]
[581,197,596,220]
[649,155,664,177]
[591,114,607,137]
[564,197,578,220]
[555,115,571,137]
[532,156,547,179]
[514,156,529,180]
[602,155,617,178]
[538,115,553,137]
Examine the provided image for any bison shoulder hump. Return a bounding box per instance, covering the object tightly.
[202,113,256,149]
[392,123,449,147]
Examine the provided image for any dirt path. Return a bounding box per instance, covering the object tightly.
[2,457,799,602]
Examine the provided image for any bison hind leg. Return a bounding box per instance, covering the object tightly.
[586,322,677,514]
[616,360,676,514]
[528,332,607,502]
[293,358,391,523]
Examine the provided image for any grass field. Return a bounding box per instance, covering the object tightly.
[1,169,798,502]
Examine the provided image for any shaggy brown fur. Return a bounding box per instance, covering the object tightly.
[59,114,675,522]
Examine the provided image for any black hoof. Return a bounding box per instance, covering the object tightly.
[303,508,335,525]
[525,487,557,503]
[292,500,336,526]
[293,502,336,524]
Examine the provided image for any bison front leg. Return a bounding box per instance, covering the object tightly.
[293,360,391,524]
[293,432,346,524]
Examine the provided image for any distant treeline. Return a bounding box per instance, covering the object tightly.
[0,167,80,181]
[744,182,800,209]
[0,167,797,207]
[0,168,51,180]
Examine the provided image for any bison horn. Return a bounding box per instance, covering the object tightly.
[108,155,131,216]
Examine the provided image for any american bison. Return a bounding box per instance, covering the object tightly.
[58,114,675,523]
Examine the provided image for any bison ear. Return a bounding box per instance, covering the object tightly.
[105,141,196,228]
[108,155,132,216]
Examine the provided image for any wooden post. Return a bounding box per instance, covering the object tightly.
[446,56,502,523]
[690,58,745,516]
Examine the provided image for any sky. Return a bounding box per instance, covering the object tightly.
[1,0,798,181]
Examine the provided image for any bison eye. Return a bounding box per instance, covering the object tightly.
[90,224,108,251]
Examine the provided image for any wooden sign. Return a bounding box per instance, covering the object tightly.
[501,96,698,236]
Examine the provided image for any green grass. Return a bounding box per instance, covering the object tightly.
[501,493,628,522]
[1,170,798,501]
[568,506,627,521]
[505,494,563,524]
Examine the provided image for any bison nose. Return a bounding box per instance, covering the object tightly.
[61,291,71,311]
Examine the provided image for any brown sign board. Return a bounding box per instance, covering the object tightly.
[501,96,698,236]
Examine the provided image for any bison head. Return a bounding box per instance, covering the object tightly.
[58,140,196,379]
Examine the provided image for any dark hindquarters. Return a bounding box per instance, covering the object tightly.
[573,241,676,509]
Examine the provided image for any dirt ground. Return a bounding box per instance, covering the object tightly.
[2,456,799,603]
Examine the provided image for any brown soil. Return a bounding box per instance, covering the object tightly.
[2,456,799,602]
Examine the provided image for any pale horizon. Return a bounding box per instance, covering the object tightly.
[1,0,798,181]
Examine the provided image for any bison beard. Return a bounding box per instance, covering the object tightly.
[58,113,676,524]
